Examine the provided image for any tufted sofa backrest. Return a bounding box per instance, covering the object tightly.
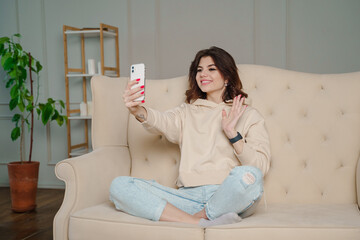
[238,65,360,204]
[92,65,360,204]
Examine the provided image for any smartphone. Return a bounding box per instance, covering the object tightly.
[130,63,145,101]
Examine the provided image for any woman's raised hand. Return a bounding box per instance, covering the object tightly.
[221,95,247,139]
[123,79,147,121]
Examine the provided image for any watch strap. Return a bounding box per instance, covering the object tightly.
[229,132,243,144]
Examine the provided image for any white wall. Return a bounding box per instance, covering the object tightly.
[1,0,359,188]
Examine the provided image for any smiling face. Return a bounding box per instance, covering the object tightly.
[196,56,228,103]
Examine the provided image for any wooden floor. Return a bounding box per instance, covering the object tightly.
[0,187,64,240]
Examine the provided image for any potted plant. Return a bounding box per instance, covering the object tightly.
[0,34,67,212]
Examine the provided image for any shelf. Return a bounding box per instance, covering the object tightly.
[69,148,92,157]
[68,115,92,120]
[66,73,118,78]
[65,30,117,37]
[63,23,119,158]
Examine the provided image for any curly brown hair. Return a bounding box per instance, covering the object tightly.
[185,46,248,103]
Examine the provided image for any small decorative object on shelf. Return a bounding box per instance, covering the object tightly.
[87,59,96,75]
[80,102,87,116]
[63,23,119,157]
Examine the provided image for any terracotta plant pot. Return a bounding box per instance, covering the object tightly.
[7,161,40,212]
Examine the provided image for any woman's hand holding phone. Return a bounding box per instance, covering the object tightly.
[123,79,147,122]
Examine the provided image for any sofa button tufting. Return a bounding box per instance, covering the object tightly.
[159,135,163,140]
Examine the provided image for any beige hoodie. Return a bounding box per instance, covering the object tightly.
[142,99,271,187]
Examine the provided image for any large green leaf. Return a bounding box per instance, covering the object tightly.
[38,103,44,110]
[25,94,33,102]
[18,101,25,112]
[0,43,4,55]
[0,37,10,44]
[26,103,34,112]
[9,98,17,110]
[15,43,22,51]
[13,49,19,59]
[4,57,15,70]
[1,53,11,66]
[17,94,25,112]
[41,103,54,125]
[51,109,59,121]
[59,100,65,109]
[56,115,64,126]
[11,127,20,141]
[11,114,21,124]
[8,68,17,78]
[20,67,27,80]
[1,52,11,67]
[5,78,15,88]
[16,56,24,68]
[21,54,27,64]
[47,98,55,104]
[10,84,19,98]
[36,61,42,73]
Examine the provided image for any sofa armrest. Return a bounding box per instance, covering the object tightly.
[53,146,131,240]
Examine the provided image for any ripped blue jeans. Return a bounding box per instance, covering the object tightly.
[109,166,263,221]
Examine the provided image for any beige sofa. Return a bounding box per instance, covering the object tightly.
[54,65,360,240]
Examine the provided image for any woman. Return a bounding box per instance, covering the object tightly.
[110,46,271,227]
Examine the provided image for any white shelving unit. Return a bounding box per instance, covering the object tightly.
[63,23,119,157]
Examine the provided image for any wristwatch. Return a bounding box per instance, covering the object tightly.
[229,132,243,144]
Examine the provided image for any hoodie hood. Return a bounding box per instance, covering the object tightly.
[191,99,233,108]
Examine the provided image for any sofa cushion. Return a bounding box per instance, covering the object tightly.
[69,201,203,240]
[69,202,360,240]
[205,203,360,240]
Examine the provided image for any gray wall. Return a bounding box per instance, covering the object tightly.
[1,0,359,188]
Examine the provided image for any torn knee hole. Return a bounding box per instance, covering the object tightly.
[242,172,256,185]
